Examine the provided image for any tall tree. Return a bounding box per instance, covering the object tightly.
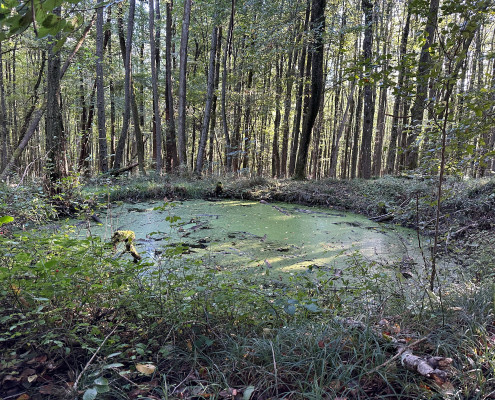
[385,0,411,174]
[222,0,235,171]
[96,0,108,173]
[405,0,440,170]
[149,0,163,173]
[294,0,327,180]
[0,42,9,172]
[358,0,375,179]
[113,0,136,170]
[165,0,178,171]
[45,7,67,192]
[177,0,193,167]
[195,26,218,175]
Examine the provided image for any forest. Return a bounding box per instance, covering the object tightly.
[1,0,495,399]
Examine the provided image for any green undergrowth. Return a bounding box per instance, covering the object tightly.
[1,212,494,399]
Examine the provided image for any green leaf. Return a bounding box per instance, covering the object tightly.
[103,362,124,369]
[303,303,319,313]
[0,216,14,227]
[83,388,98,400]
[285,305,296,315]
[94,377,108,386]
[243,386,255,400]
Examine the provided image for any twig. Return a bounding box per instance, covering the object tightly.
[3,392,26,400]
[73,325,118,393]
[366,337,428,375]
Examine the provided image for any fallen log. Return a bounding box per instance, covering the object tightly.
[110,162,139,177]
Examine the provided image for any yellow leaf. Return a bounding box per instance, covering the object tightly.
[136,363,156,375]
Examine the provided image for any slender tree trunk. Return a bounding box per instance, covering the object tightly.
[222,0,235,171]
[272,57,283,177]
[359,0,375,179]
[350,86,363,179]
[0,42,9,171]
[242,69,254,170]
[45,8,67,192]
[405,0,440,170]
[149,0,163,173]
[96,0,108,173]
[195,26,218,175]
[113,0,136,170]
[280,48,295,177]
[165,0,178,171]
[294,0,326,180]
[209,27,222,173]
[329,83,356,178]
[288,0,310,176]
[386,1,410,174]
[177,0,192,167]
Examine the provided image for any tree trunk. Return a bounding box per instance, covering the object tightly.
[177,0,192,167]
[288,0,311,176]
[385,1,410,174]
[45,8,67,192]
[272,57,283,178]
[280,48,295,177]
[165,0,178,171]
[113,0,136,170]
[358,0,375,179]
[195,26,218,175]
[149,0,163,173]
[208,27,223,173]
[294,0,326,180]
[96,0,108,173]
[222,0,235,172]
[405,0,440,170]
[0,42,9,171]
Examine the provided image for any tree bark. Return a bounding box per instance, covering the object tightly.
[195,26,218,175]
[165,0,178,171]
[272,57,283,178]
[294,0,327,180]
[177,0,192,168]
[288,0,311,176]
[222,0,235,172]
[96,0,108,173]
[385,1,410,174]
[113,0,136,170]
[358,0,375,179]
[405,0,440,170]
[45,8,67,192]
[149,0,163,173]
[0,42,9,171]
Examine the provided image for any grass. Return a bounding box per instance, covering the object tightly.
[1,174,495,398]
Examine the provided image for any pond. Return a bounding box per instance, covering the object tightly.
[72,199,426,274]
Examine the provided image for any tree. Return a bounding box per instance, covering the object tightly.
[195,26,218,175]
[96,0,108,173]
[294,0,326,180]
[405,0,440,170]
[113,0,136,171]
[149,0,163,173]
[358,0,375,179]
[177,0,193,168]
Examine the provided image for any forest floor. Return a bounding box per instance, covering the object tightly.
[1,175,495,399]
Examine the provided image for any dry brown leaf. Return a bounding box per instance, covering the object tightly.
[16,394,30,400]
[136,363,156,375]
